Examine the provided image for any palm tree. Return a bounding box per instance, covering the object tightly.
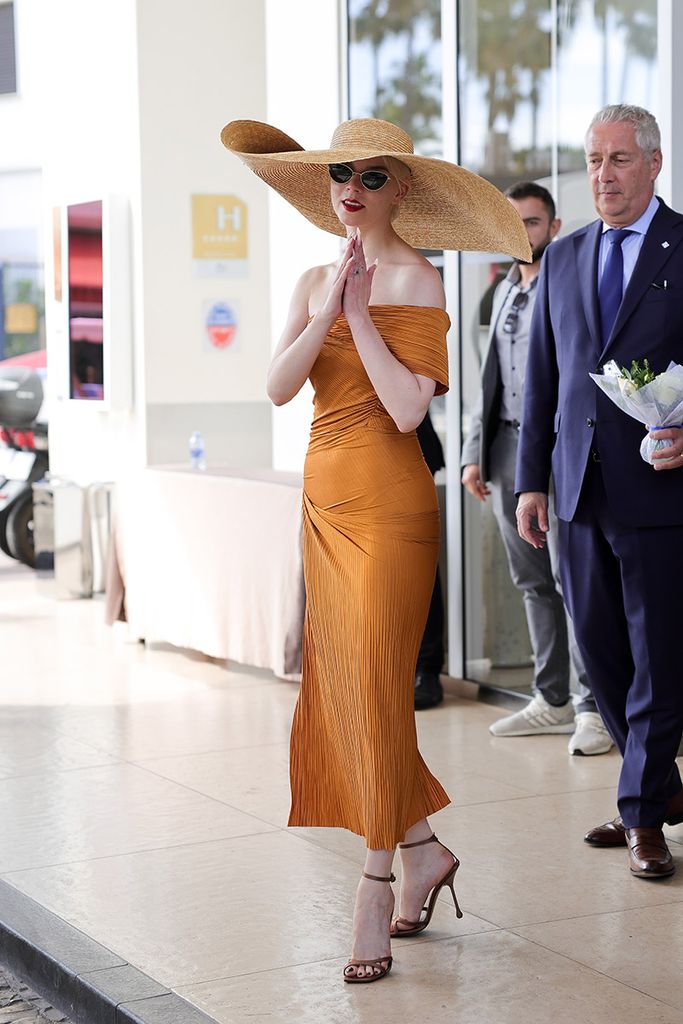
[350,0,389,111]
[614,0,656,102]
[349,0,442,152]
[462,0,551,177]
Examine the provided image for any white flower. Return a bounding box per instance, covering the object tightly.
[618,377,637,397]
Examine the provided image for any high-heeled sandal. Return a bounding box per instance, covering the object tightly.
[390,833,463,938]
[343,871,395,984]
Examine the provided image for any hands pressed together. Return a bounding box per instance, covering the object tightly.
[318,232,377,324]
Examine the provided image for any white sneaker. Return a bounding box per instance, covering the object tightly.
[489,693,575,737]
[568,711,614,756]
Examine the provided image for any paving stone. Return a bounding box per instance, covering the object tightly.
[0,968,70,1024]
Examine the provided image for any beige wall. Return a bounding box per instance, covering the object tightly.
[136,0,272,431]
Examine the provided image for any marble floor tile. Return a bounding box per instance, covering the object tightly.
[0,713,119,779]
[142,744,292,827]
[417,707,623,797]
[37,684,298,761]
[177,929,683,1024]
[515,902,683,1010]
[0,762,275,871]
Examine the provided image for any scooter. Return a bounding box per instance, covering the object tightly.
[0,366,49,567]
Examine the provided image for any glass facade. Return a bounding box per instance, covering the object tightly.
[348,0,443,156]
[347,0,657,694]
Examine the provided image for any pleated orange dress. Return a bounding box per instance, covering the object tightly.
[288,304,451,851]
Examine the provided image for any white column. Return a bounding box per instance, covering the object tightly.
[657,0,683,209]
[441,0,465,679]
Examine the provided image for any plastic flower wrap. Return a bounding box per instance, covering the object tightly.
[589,360,683,465]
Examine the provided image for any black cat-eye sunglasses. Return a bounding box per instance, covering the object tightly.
[328,163,391,191]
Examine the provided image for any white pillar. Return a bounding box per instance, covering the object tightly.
[441,0,465,679]
[657,0,683,209]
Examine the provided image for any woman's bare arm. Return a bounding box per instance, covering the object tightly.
[343,238,445,432]
[267,239,354,406]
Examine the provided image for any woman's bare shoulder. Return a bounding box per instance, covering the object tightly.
[304,261,339,313]
[296,263,335,291]
[380,253,446,310]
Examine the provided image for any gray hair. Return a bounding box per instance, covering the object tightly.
[586,104,661,156]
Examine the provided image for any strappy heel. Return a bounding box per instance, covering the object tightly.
[343,871,395,984]
[390,833,463,938]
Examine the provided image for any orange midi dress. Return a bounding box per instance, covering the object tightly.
[288,305,452,850]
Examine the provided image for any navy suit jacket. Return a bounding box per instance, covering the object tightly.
[516,198,683,526]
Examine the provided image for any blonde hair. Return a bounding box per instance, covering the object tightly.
[384,157,411,221]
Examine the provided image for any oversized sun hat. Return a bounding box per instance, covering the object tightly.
[220,117,532,260]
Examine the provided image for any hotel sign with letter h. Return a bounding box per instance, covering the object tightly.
[192,194,248,277]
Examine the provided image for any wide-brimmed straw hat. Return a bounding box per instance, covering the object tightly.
[220,117,531,260]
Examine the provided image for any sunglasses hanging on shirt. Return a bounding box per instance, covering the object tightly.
[328,163,391,191]
[502,290,530,335]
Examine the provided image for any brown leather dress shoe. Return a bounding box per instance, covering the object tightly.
[625,827,675,879]
[584,816,627,846]
[584,788,683,847]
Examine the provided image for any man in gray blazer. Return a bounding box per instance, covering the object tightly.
[461,182,610,755]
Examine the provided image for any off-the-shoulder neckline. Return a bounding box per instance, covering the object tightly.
[309,304,449,317]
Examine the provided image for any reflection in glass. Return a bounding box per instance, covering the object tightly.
[67,200,104,401]
[459,2,553,693]
[556,0,658,234]
[348,0,442,156]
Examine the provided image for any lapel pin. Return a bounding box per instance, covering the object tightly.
[662,241,670,248]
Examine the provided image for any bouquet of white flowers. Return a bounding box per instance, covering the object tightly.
[589,359,683,465]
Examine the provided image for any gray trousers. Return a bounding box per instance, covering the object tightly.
[488,424,596,712]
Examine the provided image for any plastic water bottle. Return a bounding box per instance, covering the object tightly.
[189,430,206,471]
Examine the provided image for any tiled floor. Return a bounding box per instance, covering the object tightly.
[2,553,683,1023]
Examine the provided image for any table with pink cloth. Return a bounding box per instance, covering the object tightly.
[105,466,304,680]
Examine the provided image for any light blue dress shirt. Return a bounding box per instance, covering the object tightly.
[598,193,660,291]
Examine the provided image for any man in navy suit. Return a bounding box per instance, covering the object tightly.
[516,104,683,880]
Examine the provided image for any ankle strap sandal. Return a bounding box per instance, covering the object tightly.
[391,833,463,937]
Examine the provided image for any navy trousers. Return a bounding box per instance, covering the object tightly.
[557,459,683,827]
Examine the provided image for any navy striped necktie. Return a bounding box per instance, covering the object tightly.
[599,228,633,343]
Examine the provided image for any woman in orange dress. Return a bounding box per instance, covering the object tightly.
[221,118,529,983]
